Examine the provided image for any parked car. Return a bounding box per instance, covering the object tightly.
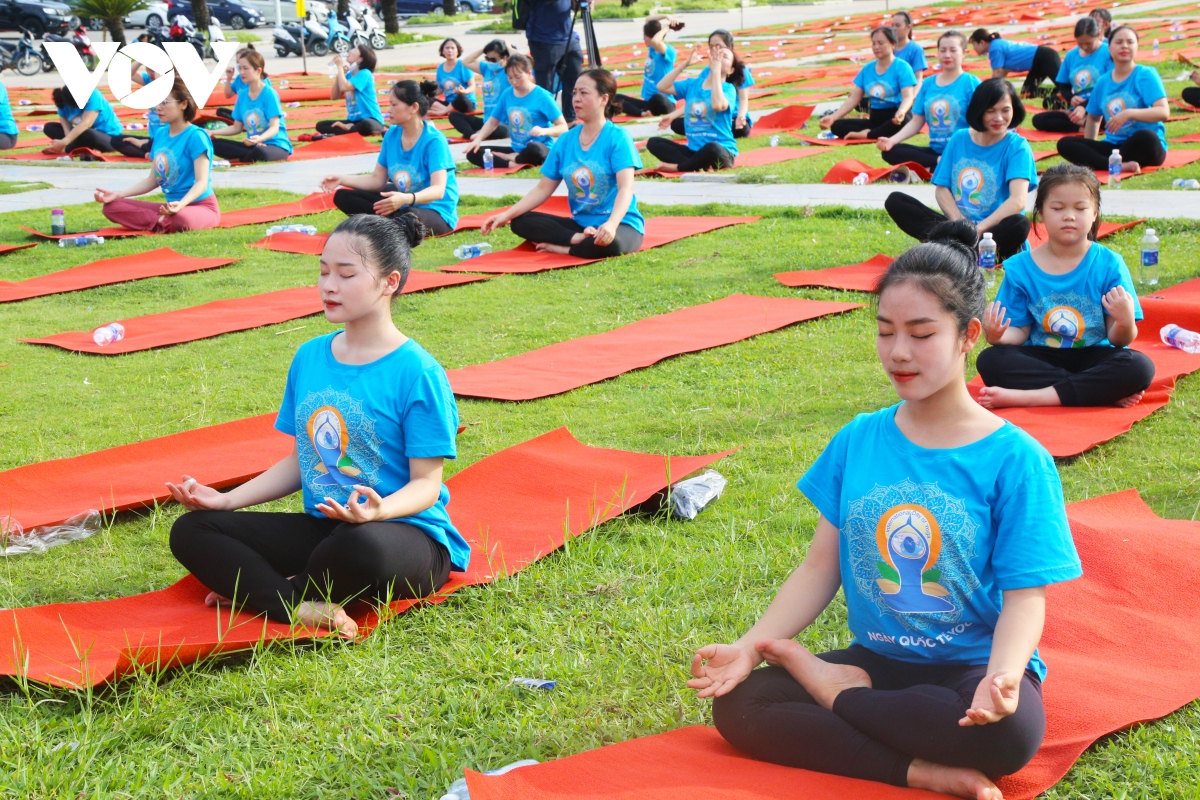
[167,0,263,29]
[373,0,473,19]
[0,0,72,37]
[125,2,170,29]
[458,0,492,14]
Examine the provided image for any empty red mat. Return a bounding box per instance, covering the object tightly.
[751,105,816,133]
[1091,150,1200,184]
[0,248,240,304]
[0,427,729,686]
[440,216,760,274]
[468,490,1200,800]
[286,132,380,161]
[21,273,489,354]
[0,244,37,256]
[448,295,861,400]
[775,254,894,291]
[822,159,933,184]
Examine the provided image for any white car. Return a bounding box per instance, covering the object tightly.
[124,2,170,29]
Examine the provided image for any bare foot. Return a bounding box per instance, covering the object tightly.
[204,591,231,607]
[844,129,869,140]
[292,600,358,639]
[534,242,570,254]
[568,231,589,245]
[755,639,871,710]
[656,162,680,173]
[1117,391,1144,408]
[1121,161,1142,175]
[908,759,1003,800]
[975,386,1061,409]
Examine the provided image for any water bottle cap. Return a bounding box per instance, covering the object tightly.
[1146,228,1155,236]
[52,209,64,214]
[983,232,993,239]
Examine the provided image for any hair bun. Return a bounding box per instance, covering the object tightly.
[394,211,428,249]
[927,218,978,256]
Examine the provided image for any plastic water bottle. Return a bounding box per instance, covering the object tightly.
[265,224,318,236]
[127,123,144,130]
[482,148,494,171]
[213,159,232,168]
[18,99,31,106]
[1139,228,1159,285]
[1173,178,1200,190]
[286,101,301,108]
[92,322,125,347]
[817,130,837,140]
[27,123,42,132]
[1153,38,1160,56]
[439,760,540,800]
[51,209,66,236]
[1108,149,1122,188]
[851,172,869,185]
[453,242,492,260]
[280,79,290,87]
[56,155,73,162]
[59,235,104,248]
[1161,324,1200,354]
[978,231,997,287]
[769,135,780,147]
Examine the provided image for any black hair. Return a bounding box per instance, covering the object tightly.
[966,77,1025,130]
[1090,7,1113,31]
[52,86,78,111]
[1073,16,1101,39]
[418,79,439,102]
[644,19,662,38]
[439,37,463,57]
[938,29,967,48]
[167,72,198,123]
[1109,25,1139,43]
[578,68,618,118]
[892,10,913,27]
[329,212,427,297]
[1032,164,1102,241]
[393,79,432,117]
[506,52,533,76]
[483,39,509,58]
[355,43,377,72]
[874,219,985,335]
[969,28,1001,44]
[708,29,734,48]
[872,26,899,46]
[706,29,747,87]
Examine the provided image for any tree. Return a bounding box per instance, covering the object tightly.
[442,0,457,16]
[190,0,210,32]
[380,0,398,33]
[70,0,147,46]
[337,0,349,19]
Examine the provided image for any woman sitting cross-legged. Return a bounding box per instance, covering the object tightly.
[94,75,220,233]
[692,220,1083,800]
[644,45,740,172]
[449,39,513,141]
[45,85,124,154]
[1030,17,1110,134]
[321,80,459,237]
[168,213,466,640]
[207,50,292,163]
[316,45,387,137]
[112,65,167,158]
[463,53,567,168]
[885,78,1038,262]
[820,26,916,141]
[976,164,1155,410]
[480,69,644,258]
[0,80,18,150]
[614,15,684,118]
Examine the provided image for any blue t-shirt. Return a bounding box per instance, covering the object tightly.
[345,68,384,123]
[895,40,929,75]
[541,121,645,233]
[139,73,165,136]
[996,242,1142,349]
[642,44,676,100]
[489,85,561,152]
[932,129,1038,223]
[276,333,469,571]
[853,58,917,110]
[233,84,292,153]
[376,121,459,230]
[231,74,273,94]
[674,77,739,156]
[478,60,510,117]
[797,405,1081,680]
[1087,65,1168,150]
[437,61,474,106]
[57,89,123,137]
[913,72,981,153]
[0,83,17,136]
[1056,43,1112,102]
[988,38,1038,73]
[151,124,214,203]
[697,64,756,117]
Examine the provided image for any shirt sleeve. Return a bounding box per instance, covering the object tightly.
[428,132,456,173]
[260,88,283,120]
[232,92,247,123]
[1137,65,1167,105]
[1108,250,1143,320]
[541,88,562,121]
[995,258,1034,326]
[913,79,931,117]
[402,366,459,460]
[540,131,565,180]
[182,127,208,162]
[796,421,853,528]
[910,44,929,71]
[662,44,676,68]
[852,66,868,92]
[488,90,508,123]
[721,82,737,108]
[377,129,390,166]
[673,78,694,99]
[611,128,643,172]
[274,352,301,436]
[351,69,372,94]
[989,40,1005,69]
[1086,78,1106,117]
[742,64,756,88]
[1055,52,1071,85]
[1003,136,1037,189]
[84,91,104,112]
[896,60,918,89]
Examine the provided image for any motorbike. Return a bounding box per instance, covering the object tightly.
[169,16,207,60]
[273,15,329,57]
[41,24,98,72]
[205,21,226,60]
[0,27,44,76]
[326,12,350,54]
[347,8,386,52]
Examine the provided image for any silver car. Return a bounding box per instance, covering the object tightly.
[124,2,170,29]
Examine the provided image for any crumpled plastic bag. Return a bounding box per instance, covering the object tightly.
[0,510,102,556]
[669,470,728,520]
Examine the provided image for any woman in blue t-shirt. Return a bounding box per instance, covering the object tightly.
[0,81,19,150]
[978,165,1154,408]
[450,39,512,140]
[1057,26,1169,173]
[431,38,476,117]
[692,221,1081,798]
[208,50,292,162]
[886,79,1038,261]
[820,27,917,140]
[890,10,927,90]
[316,45,386,137]
[878,30,980,170]
[969,29,1060,99]
[168,213,464,641]
[1032,18,1110,134]
[216,46,272,122]
[45,86,123,154]
[665,30,755,140]
[320,81,459,236]
[615,15,684,118]
[112,66,169,158]
[463,53,567,168]
[481,69,644,258]
[94,76,220,233]
[645,45,740,172]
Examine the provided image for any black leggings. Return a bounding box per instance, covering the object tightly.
[211,138,290,162]
[169,511,453,623]
[1056,130,1166,169]
[464,141,549,168]
[0,132,16,149]
[448,110,507,140]
[1031,110,1083,133]
[315,118,387,136]
[645,137,735,172]
[510,210,644,259]
[712,647,1045,786]
[976,344,1155,406]
[332,188,453,236]
[1020,47,1062,96]
[831,106,910,140]
[113,134,152,158]
[881,143,940,170]
[669,115,752,139]
[617,92,676,117]
[43,122,115,152]
[885,191,1030,261]
[1183,86,1200,108]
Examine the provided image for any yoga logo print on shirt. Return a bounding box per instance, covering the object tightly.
[689,100,710,126]
[569,164,602,204]
[243,109,266,137]
[876,504,955,613]
[867,81,887,101]
[296,388,384,499]
[153,149,176,192]
[1072,67,1096,94]
[1106,96,1127,130]
[955,165,987,210]
[443,78,457,95]
[1033,292,1101,348]
[508,108,527,136]
[482,78,496,103]
[392,169,412,192]
[929,98,951,128]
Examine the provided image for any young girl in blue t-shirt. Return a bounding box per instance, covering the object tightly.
[168,213,465,640]
[317,45,386,137]
[450,39,513,141]
[1031,17,1110,134]
[820,26,917,141]
[431,38,476,117]
[95,75,220,233]
[691,221,1082,800]
[208,50,292,163]
[977,165,1155,409]
[644,44,740,172]
[481,69,644,259]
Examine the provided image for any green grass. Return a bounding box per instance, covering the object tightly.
[0,181,51,195]
[232,31,261,43]
[404,10,490,25]
[1,189,1200,797]
[386,31,428,45]
[470,18,515,32]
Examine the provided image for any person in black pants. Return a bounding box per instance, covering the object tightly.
[969,29,1061,100]
[463,53,567,169]
[315,45,387,137]
[525,0,583,123]
[450,40,513,140]
[1185,70,1200,108]
[645,45,742,172]
[167,214,466,640]
[1030,18,1109,134]
[819,26,917,140]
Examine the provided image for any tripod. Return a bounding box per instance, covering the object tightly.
[577,0,601,70]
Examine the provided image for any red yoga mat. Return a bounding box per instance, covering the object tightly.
[1017,128,1076,142]
[795,135,876,146]
[439,216,760,274]
[822,159,933,184]
[752,105,816,134]
[0,248,240,304]
[775,254,894,291]
[638,148,824,178]
[448,295,861,400]
[0,427,730,687]
[459,163,535,177]
[1091,150,1200,184]
[1026,219,1144,249]
[0,243,37,256]
[286,132,380,161]
[20,225,150,240]
[468,490,1200,800]
[217,192,338,228]
[21,273,490,355]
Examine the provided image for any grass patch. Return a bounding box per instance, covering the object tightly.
[386,30,428,45]
[405,10,489,25]
[0,181,51,195]
[471,18,515,32]
[233,31,261,43]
